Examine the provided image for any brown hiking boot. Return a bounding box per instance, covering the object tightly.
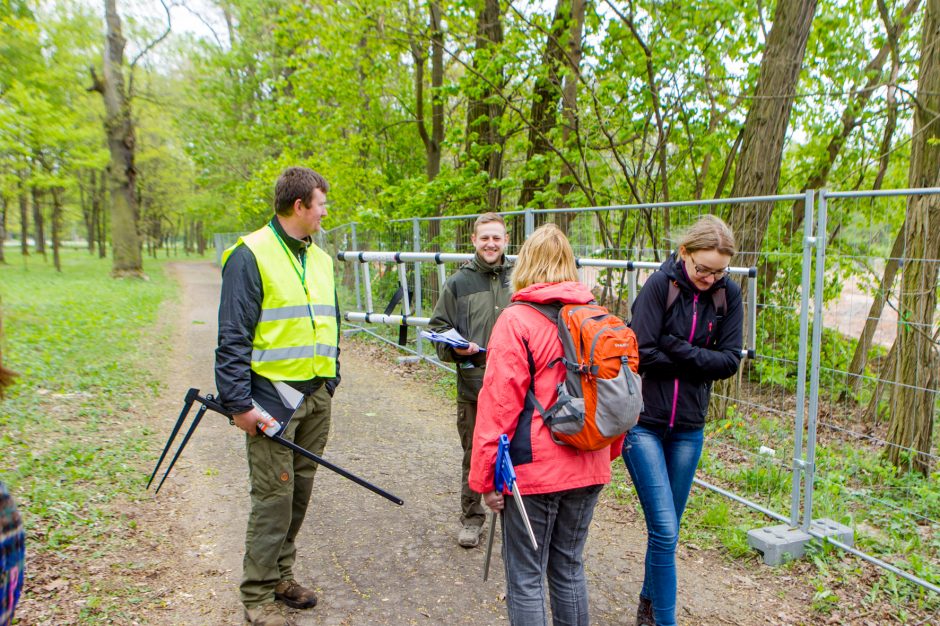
[274,579,318,609]
[244,602,293,626]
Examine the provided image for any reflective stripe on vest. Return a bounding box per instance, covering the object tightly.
[222,225,338,381]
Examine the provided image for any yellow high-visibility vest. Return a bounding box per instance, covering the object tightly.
[222,223,338,380]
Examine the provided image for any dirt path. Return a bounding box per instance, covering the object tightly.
[137,261,813,626]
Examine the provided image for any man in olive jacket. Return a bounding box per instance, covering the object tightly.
[428,213,512,548]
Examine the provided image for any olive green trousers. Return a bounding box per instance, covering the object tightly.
[240,385,331,608]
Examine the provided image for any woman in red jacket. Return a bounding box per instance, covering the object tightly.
[469,224,622,626]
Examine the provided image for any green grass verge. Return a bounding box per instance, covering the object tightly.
[0,249,179,622]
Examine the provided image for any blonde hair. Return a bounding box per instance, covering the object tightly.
[679,215,736,256]
[511,224,578,291]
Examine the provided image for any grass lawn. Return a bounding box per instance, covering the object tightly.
[0,249,179,622]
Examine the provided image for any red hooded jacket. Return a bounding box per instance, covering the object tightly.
[468,281,624,496]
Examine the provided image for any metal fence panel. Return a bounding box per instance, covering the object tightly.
[215,189,940,593]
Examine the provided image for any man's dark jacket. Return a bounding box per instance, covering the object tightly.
[428,254,512,403]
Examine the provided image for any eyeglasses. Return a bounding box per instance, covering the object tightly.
[689,254,728,279]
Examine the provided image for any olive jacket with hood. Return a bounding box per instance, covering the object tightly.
[468,281,623,497]
[629,253,744,430]
[428,254,512,403]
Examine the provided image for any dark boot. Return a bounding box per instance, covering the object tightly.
[274,579,318,609]
[635,596,655,626]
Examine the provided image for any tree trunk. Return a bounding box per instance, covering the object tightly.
[90,0,143,277]
[0,195,6,264]
[517,0,573,209]
[428,1,443,182]
[51,186,63,272]
[354,30,370,166]
[410,2,444,182]
[865,338,896,422]
[712,0,818,421]
[31,187,45,257]
[465,0,505,211]
[841,224,905,402]
[885,0,940,475]
[18,178,28,257]
[727,0,817,262]
[196,220,206,255]
[759,0,919,293]
[82,170,97,253]
[555,0,586,234]
[97,169,108,258]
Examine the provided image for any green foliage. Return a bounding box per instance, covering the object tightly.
[0,0,927,261]
[0,250,175,559]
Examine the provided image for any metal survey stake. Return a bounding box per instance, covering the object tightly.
[149,388,404,505]
[483,434,538,581]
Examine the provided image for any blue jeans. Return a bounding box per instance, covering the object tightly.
[622,424,704,626]
[501,484,603,626]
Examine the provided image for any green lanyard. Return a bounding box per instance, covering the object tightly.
[268,221,310,301]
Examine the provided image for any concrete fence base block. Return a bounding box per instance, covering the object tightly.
[809,518,854,547]
[396,356,421,364]
[747,525,812,566]
[747,519,853,566]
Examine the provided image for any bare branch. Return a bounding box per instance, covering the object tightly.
[88,66,105,94]
[128,0,173,97]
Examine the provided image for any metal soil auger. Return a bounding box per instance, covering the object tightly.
[147,387,404,506]
[483,434,538,581]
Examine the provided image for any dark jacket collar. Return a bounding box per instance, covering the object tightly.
[270,215,311,258]
[468,253,511,274]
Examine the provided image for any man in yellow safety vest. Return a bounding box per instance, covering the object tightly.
[216,166,340,626]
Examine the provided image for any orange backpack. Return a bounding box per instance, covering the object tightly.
[518,302,642,451]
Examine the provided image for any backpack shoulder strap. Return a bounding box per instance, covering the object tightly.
[711,286,726,317]
[666,281,726,318]
[510,301,561,323]
[665,281,680,312]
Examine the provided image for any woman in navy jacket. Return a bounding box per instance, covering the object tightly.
[625,215,743,626]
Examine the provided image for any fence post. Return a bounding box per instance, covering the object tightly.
[802,190,828,532]
[351,223,361,311]
[744,189,822,565]
[524,208,534,237]
[413,218,423,358]
[790,188,815,527]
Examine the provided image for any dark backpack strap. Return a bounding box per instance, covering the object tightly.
[512,301,565,369]
[510,300,561,323]
[666,281,725,318]
[711,286,726,318]
[666,281,680,312]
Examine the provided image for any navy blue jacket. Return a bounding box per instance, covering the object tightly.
[629,254,743,430]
